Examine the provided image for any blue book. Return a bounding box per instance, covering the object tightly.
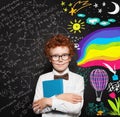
[42,79,63,98]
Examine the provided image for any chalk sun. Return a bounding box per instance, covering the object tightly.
[68,19,85,33]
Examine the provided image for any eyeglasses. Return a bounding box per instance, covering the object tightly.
[50,54,70,61]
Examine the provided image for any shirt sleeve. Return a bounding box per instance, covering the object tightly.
[33,76,53,114]
[51,76,84,115]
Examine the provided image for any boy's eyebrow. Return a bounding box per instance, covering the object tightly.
[51,53,70,55]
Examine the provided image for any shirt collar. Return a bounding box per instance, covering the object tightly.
[53,68,69,75]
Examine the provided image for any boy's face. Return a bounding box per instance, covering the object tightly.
[49,46,71,73]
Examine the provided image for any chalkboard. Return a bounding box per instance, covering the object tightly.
[0,0,120,117]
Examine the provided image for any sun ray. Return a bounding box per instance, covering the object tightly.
[67,19,85,33]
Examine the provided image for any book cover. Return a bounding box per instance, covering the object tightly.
[42,79,63,98]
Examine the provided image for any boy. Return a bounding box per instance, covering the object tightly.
[32,34,84,117]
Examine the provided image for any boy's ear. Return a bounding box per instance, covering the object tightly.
[69,57,72,62]
[49,59,52,62]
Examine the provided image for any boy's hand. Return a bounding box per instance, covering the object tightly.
[56,93,82,104]
[33,98,52,112]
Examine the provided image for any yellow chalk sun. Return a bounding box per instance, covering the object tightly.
[68,19,85,33]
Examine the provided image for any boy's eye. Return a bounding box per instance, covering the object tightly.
[62,54,68,56]
[53,55,59,57]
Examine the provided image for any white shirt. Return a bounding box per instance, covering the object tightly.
[33,68,84,117]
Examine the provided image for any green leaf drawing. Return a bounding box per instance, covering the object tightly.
[108,99,118,112]
[108,97,120,115]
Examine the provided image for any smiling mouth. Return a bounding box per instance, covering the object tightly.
[57,64,64,65]
[54,61,68,65]
[55,63,65,67]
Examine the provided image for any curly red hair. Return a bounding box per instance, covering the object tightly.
[44,34,75,58]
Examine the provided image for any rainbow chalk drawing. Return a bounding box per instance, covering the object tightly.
[90,69,109,102]
[77,27,120,70]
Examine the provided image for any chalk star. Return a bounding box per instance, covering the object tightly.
[68,3,72,7]
[69,8,77,16]
[98,8,102,13]
[93,3,98,8]
[61,1,65,6]
[63,8,68,12]
[102,2,106,6]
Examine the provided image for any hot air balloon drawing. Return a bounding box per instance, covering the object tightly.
[90,69,109,102]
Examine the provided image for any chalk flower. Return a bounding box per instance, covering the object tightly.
[109,92,116,99]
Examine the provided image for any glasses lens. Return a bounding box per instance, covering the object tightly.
[51,54,70,61]
[51,55,59,61]
[62,54,70,60]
